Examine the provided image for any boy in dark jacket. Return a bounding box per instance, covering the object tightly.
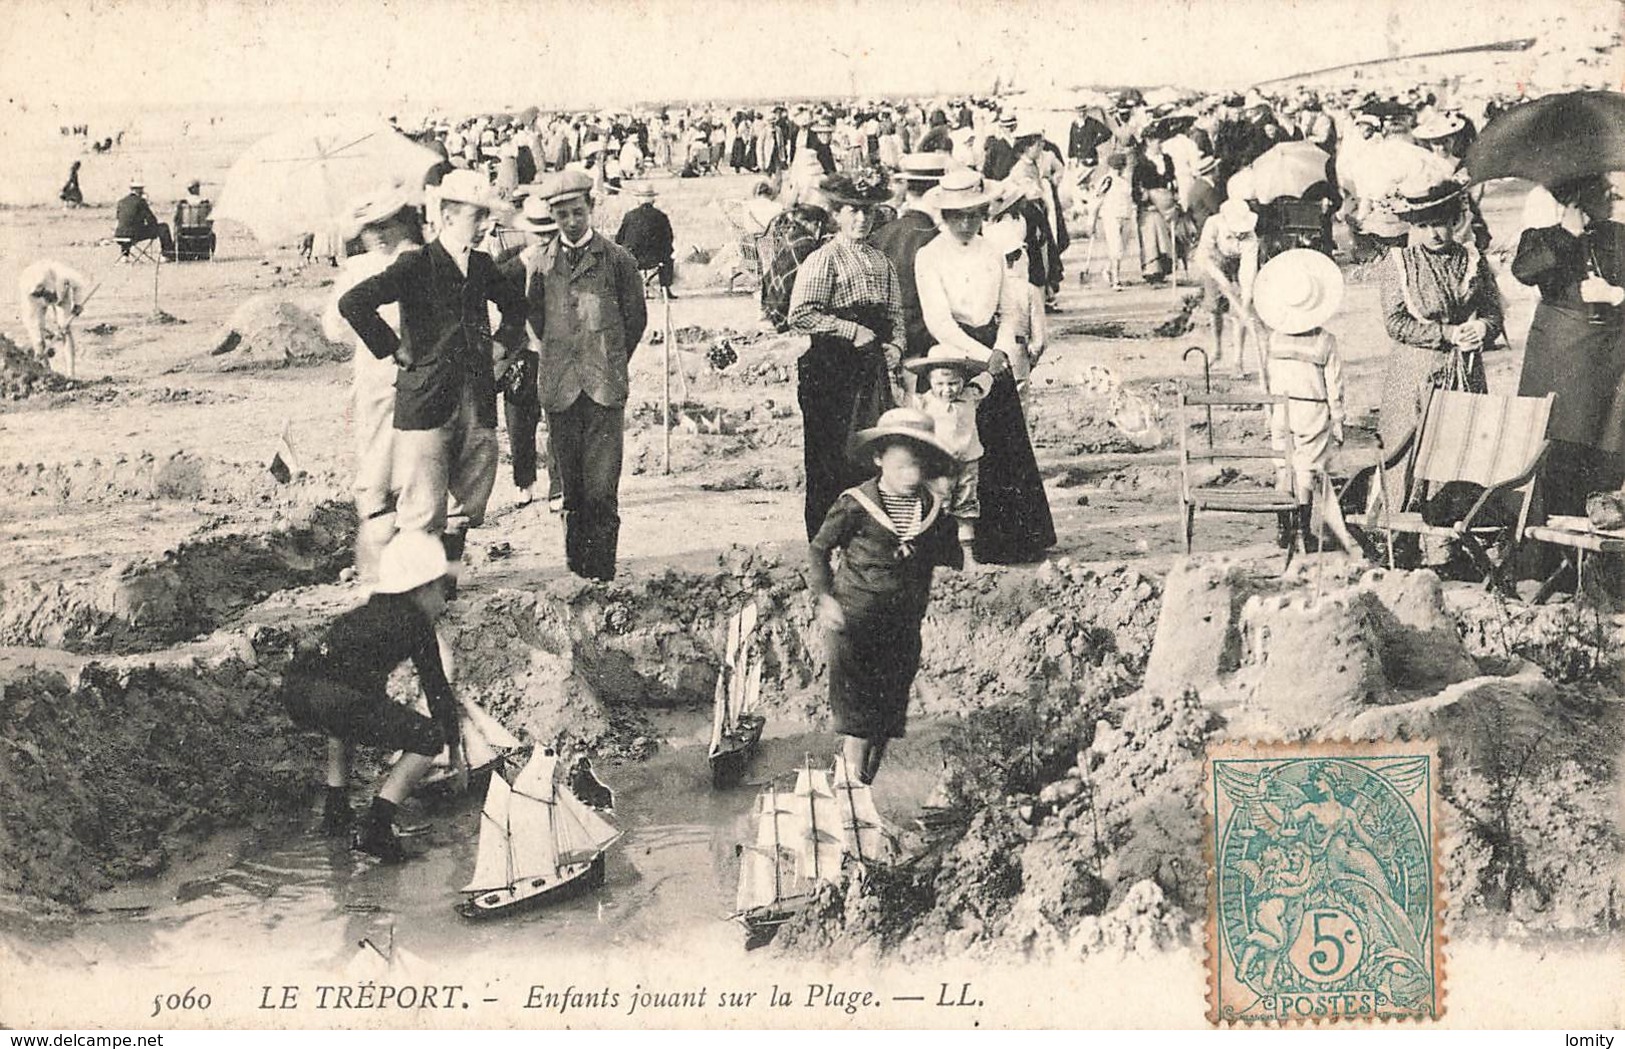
[809,407,962,784]
[280,532,464,862]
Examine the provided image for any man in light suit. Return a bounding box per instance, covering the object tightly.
[338,169,526,583]
[532,169,648,581]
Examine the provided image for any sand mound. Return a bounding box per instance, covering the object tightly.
[0,333,78,401]
[196,296,351,372]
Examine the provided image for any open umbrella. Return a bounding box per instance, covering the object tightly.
[1464,90,1625,187]
[216,116,443,247]
[1235,141,1332,203]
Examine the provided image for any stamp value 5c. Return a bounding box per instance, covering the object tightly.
[1206,740,1443,1024]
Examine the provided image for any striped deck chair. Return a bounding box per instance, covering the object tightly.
[1370,388,1553,579]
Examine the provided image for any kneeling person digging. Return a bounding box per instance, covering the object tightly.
[280,532,466,862]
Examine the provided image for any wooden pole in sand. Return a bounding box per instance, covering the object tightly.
[661,285,672,475]
[151,257,161,315]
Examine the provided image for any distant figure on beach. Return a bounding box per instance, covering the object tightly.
[59,161,83,207]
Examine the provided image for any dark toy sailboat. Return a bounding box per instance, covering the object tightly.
[731,754,891,947]
[709,600,766,788]
[456,749,620,920]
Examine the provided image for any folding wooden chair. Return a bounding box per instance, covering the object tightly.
[1177,385,1301,565]
[1367,388,1553,580]
[115,236,161,264]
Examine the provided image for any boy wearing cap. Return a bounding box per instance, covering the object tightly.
[280,532,464,862]
[339,169,528,581]
[532,168,648,581]
[324,185,425,582]
[906,346,993,565]
[810,407,963,785]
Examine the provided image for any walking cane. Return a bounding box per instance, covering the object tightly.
[661,285,672,475]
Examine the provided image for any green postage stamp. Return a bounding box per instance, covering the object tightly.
[1206,740,1444,1024]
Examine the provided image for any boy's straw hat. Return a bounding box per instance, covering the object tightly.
[343,182,416,240]
[902,343,988,377]
[375,532,449,595]
[848,407,957,476]
[1253,248,1345,336]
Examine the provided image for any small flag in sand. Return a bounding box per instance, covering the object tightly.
[268,423,301,483]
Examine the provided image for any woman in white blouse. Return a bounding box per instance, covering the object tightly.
[915,170,1056,563]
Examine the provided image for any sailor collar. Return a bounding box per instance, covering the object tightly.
[842,479,942,560]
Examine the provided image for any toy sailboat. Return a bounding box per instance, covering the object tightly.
[709,600,766,788]
[731,754,892,947]
[420,695,523,789]
[456,749,620,920]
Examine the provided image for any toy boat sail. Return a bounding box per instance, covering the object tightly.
[420,695,523,789]
[731,754,892,946]
[456,749,620,920]
[709,600,766,788]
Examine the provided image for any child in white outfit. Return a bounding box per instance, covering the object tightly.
[1252,250,1347,550]
[905,345,993,565]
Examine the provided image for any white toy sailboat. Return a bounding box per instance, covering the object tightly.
[731,754,893,946]
[456,749,620,920]
[709,600,766,788]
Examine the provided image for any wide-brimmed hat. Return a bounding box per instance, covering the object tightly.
[1253,248,1345,335]
[1219,196,1258,233]
[343,182,416,239]
[511,194,560,234]
[1394,179,1465,224]
[375,532,449,595]
[1411,111,1466,141]
[539,168,595,206]
[128,181,145,190]
[926,168,992,213]
[848,407,956,475]
[625,181,658,199]
[894,152,950,184]
[436,168,503,211]
[902,343,988,377]
[819,170,891,208]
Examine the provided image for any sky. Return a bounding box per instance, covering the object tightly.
[0,0,1615,116]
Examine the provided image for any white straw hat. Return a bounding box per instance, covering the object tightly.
[1252,249,1345,335]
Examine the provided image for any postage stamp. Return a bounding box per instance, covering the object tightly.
[1205,740,1444,1025]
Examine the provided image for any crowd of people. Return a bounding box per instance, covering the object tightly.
[246,78,1623,859]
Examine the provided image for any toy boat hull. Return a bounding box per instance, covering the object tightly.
[709,714,766,789]
[456,854,606,920]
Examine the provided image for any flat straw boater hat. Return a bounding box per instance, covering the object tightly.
[625,181,658,199]
[926,167,992,212]
[902,342,989,377]
[894,152,950,184]
[847,406,957,476]
[1252,248,1345,336]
